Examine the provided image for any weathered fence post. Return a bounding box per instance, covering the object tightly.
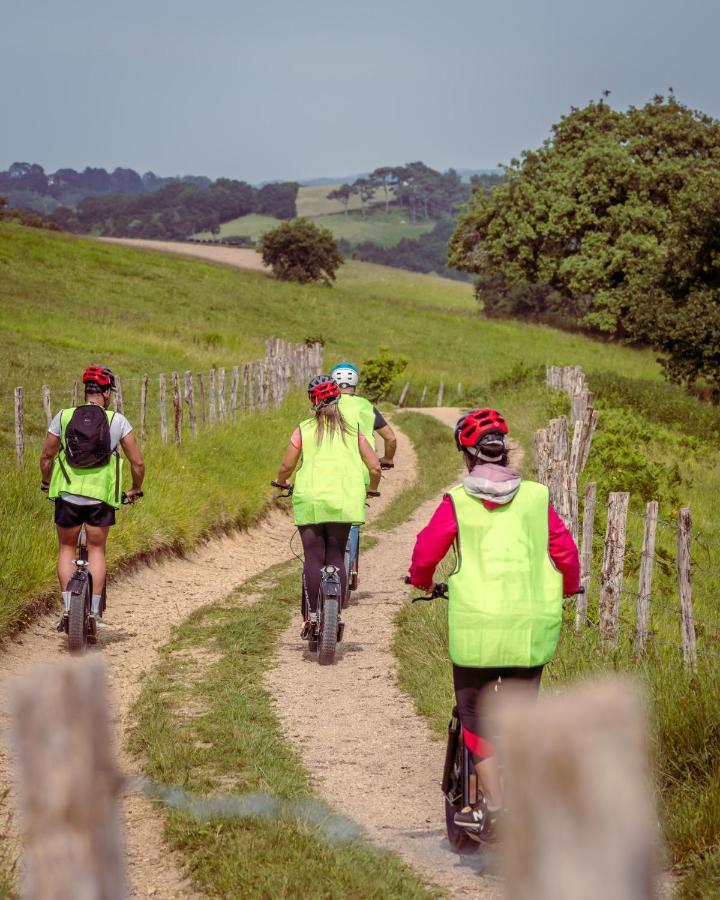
[159,374,167,444]
[184,371,197,437]
[241,363,250,414]
[114,376,124,414]
[71,380,78,406]
[139,374,148,442]
[677,508,697,669]
[42,384,52,426]
[420,384,428,405]
[456,382,462,398]
[248,363,256,413]
[436,381,444,407]
[197,373,206,429]
[257,362,266,410]
[576,481,596,630]
[172,371,182,442]
[14,386,24,466]
[9,657,127,900]
[599,492,629,646]
[218,367,226,422]
[231,366,239,420]
[635,501,658,654]
[398,382,410,407]
[500,678,660,900]
[209,368,216,425]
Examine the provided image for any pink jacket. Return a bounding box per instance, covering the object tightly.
[409,492,580,595]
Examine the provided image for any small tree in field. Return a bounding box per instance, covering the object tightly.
[260,218,343,285]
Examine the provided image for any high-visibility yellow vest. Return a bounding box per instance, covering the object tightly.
[447,481,563,668]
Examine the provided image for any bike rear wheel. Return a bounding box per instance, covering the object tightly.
[444,722,480,854]
[67,578,90,654]
[318,595,339,665]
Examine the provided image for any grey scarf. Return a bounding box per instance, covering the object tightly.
[463,463,521,505]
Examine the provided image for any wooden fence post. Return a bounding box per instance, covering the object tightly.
[248,363,256,414]
[231,366,239,420]
[576,481,596,630]
[501,678,660,900]
[139,375,148,442]
[456,382,462,398]
[71,380,78,406]
[677,508,697,669]
[436,381,444,407]
[420,384,427,405]
[114,376,124,414]
[257,362,266,410]
[197,373,206,429]
[241,364,249,414]
[172,371,182,442]
[599,492,629,646]
[14,387,24,466]
[159,374,167,444]
[209,368,216,425]
[9,657,127,900]
[398,382,410,407]
[184,371,197,437]
[218,367,226,422]
[42,384,52,426]
[635,501,658,654]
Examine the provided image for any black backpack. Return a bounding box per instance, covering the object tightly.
[64,406,113,468]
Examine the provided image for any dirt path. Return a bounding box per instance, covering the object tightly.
[0,423,415,898]
[267,409,503,899]
[99,238,269,273]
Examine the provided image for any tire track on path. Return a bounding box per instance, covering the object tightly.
[267,410,503,899]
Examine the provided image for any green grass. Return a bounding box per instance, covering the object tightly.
[193,213,281,241]
[127,408,467,898]
[296,183,395,218]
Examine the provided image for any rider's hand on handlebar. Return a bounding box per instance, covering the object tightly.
[124,488,143,504]
[380,458,394,470]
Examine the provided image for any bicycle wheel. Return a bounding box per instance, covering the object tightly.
[318,595,339,665]
[444,724,479,854]
[67,577,90,654]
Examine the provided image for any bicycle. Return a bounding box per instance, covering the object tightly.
[406,577,584,853]
[342,462,391,608]
[60,492,143,654]
[272,481,346,665]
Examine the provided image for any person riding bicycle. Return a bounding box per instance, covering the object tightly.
[407,408,579,840]
[331,361,397,586]
[274,375,381,637]
[39,366,145,627]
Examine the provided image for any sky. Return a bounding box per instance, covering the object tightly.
[2,0,719,184]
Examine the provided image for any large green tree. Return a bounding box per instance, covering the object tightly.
[449,94,720,387]
[260,219,343,285]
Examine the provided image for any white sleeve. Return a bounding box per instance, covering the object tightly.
[117,413,134,440]
[48,411,62,437]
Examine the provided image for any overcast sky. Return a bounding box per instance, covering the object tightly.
[2,0,718,183]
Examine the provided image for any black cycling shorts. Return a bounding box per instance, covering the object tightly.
[54,498,116,528]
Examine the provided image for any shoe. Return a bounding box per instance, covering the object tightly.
[300,613,317,640]
[56,617,66,633]
[454,800,500,841]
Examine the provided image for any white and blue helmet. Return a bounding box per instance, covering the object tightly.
[331,361,359,388]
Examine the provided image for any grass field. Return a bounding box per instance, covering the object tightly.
[195,207,433,248]
[296,182,396,218]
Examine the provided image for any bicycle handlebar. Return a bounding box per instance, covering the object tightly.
[271,480,294,497]
[404,576,449,602]
[380,462,394,470]
[121,491,144,505]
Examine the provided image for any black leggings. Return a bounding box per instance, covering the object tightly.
[299,523,351,615]
[453,664,544,761]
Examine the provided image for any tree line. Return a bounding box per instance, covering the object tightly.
[449,93,720,391]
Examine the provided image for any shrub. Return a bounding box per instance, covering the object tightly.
[260,219,343,286]
[360,347,408,402]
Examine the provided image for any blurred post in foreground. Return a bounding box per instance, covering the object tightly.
[9,657,126,900]
[499,678,660,900]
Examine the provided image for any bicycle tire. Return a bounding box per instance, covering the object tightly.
[444,728,480,854]
[318,595,339,665]
[67,579,90,655]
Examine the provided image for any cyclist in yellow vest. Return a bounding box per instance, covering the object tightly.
[408,408,579,839]
[274,376,381,637]
[331,362,396,584]
[39,366,145,627]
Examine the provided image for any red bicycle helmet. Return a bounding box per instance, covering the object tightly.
[308,375,341,407]
[82,366,116,391]
[454,408,508,451]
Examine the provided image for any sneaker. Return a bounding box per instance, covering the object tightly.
[454,800,500,841]
[300,613,317,640]
[56,617,66,633]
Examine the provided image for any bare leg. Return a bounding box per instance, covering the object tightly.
[57,525,82,590]
[85,524,110,595]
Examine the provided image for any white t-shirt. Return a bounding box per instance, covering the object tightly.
[48,406,133,505]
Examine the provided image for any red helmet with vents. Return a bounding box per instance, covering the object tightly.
[454,408,508,451]
[307,375,341,407]
[82,366,115,391]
